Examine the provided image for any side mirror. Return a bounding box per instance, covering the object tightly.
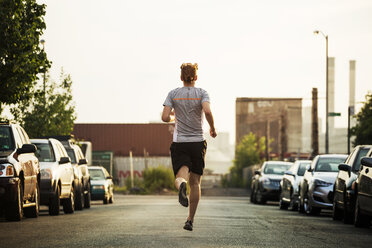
[17,144,37,154]
[361,157,372,168]
[338,163,351,176]
[59,157,71,164]
[284,170,295,177]
[78,159,87,165]
[254,170,261,175]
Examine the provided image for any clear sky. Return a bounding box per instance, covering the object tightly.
[38,0,372,144]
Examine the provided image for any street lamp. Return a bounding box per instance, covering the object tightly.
[314,30,329,154]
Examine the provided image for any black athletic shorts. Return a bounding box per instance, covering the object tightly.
[170,141,207,177]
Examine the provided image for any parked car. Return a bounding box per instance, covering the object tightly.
[0,121,39,221]
[333,145,372,223]
[88,166,114,204]
[354,153,372,227]
[251,161,293,204]
[299,154,347,215]
[47,136,89,210]
[31,138,75,215]
[279,160,312,210]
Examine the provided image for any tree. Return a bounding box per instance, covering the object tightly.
[11,69,76,138]
[351,92,372,146]
[0,0,50,114]
[227,133,266,187]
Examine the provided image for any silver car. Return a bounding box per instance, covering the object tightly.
[299,154,347,215]
[279,160,312,210]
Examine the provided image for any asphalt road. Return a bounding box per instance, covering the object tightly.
[1,195,372,248]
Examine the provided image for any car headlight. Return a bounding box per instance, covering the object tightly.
[41,168,53,180]
[0,163,14,177]
[260,178,271,186]
[92,185,105,190]
[313,179,332,187]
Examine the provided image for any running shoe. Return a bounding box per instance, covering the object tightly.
[178,182,188,207]
[183,220,193,231]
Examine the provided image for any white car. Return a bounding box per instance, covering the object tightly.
[279,160,312,210]
[31,138,75,215]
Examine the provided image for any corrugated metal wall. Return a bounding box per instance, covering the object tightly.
[73,123,174,156]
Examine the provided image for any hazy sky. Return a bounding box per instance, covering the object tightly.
[39,0,372,144]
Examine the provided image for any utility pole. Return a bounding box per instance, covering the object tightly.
[311,88,319,158]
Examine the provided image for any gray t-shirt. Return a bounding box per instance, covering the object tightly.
[163,86,210,142]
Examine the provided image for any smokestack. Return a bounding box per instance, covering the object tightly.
[328,57,335,130]
[349,60,356,110]
[311,88,319,158]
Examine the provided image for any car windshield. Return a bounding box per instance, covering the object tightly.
[66,149,77,164]
[0,126,15,152]
[264,163,292,175]
[353,148,370,171]
[89,169,105,180]
[34,143,56,162]
[315,157,346,172]
[297,162,311,176]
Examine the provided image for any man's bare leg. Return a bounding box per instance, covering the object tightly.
[187,172,201,222]
[175,165,189,190]
[175,166,189,207]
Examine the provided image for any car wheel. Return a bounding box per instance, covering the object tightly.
[354,195,370,228]
[304,191,320,215]
[84,183,91,209]
[75,183,84,211]
[342,189,353,224]
[5,181,24,221]
[63,185,75,214]
[256,189,266,205]
[332,198,343,221]
[24,183,40,218]
[279,189,288,210]
[49,184,61,215]
[298,188,305,213]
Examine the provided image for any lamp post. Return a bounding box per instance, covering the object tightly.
[314,30,329,154]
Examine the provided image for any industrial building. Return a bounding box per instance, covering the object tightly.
[236,97,303,160]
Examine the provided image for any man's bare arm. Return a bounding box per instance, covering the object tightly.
[161,106,174,122]
[202,102,217,138]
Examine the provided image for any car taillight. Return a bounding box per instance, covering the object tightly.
[6,165,14,176]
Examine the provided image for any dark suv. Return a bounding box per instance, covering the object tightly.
[0,121,40,221]
[354,152,372,227]
[333,145,372,223]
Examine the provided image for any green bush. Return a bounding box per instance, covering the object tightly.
[143,165,176,193]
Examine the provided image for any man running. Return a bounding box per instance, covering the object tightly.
[161,63,217,231]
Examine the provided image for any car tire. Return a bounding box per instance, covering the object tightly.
[24,183,40,218]
[255,189,266,205]
[84,184,91,209]
[304,190,320,215]
[49,184,61,216]
[75,183,84,211]
[354,195,370,228]
[332,197,343,221]
[298,188,305,213]
[279,189,288,210]
[342,189,353,224]
[5,181,24,221]
[63,185,75,214]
